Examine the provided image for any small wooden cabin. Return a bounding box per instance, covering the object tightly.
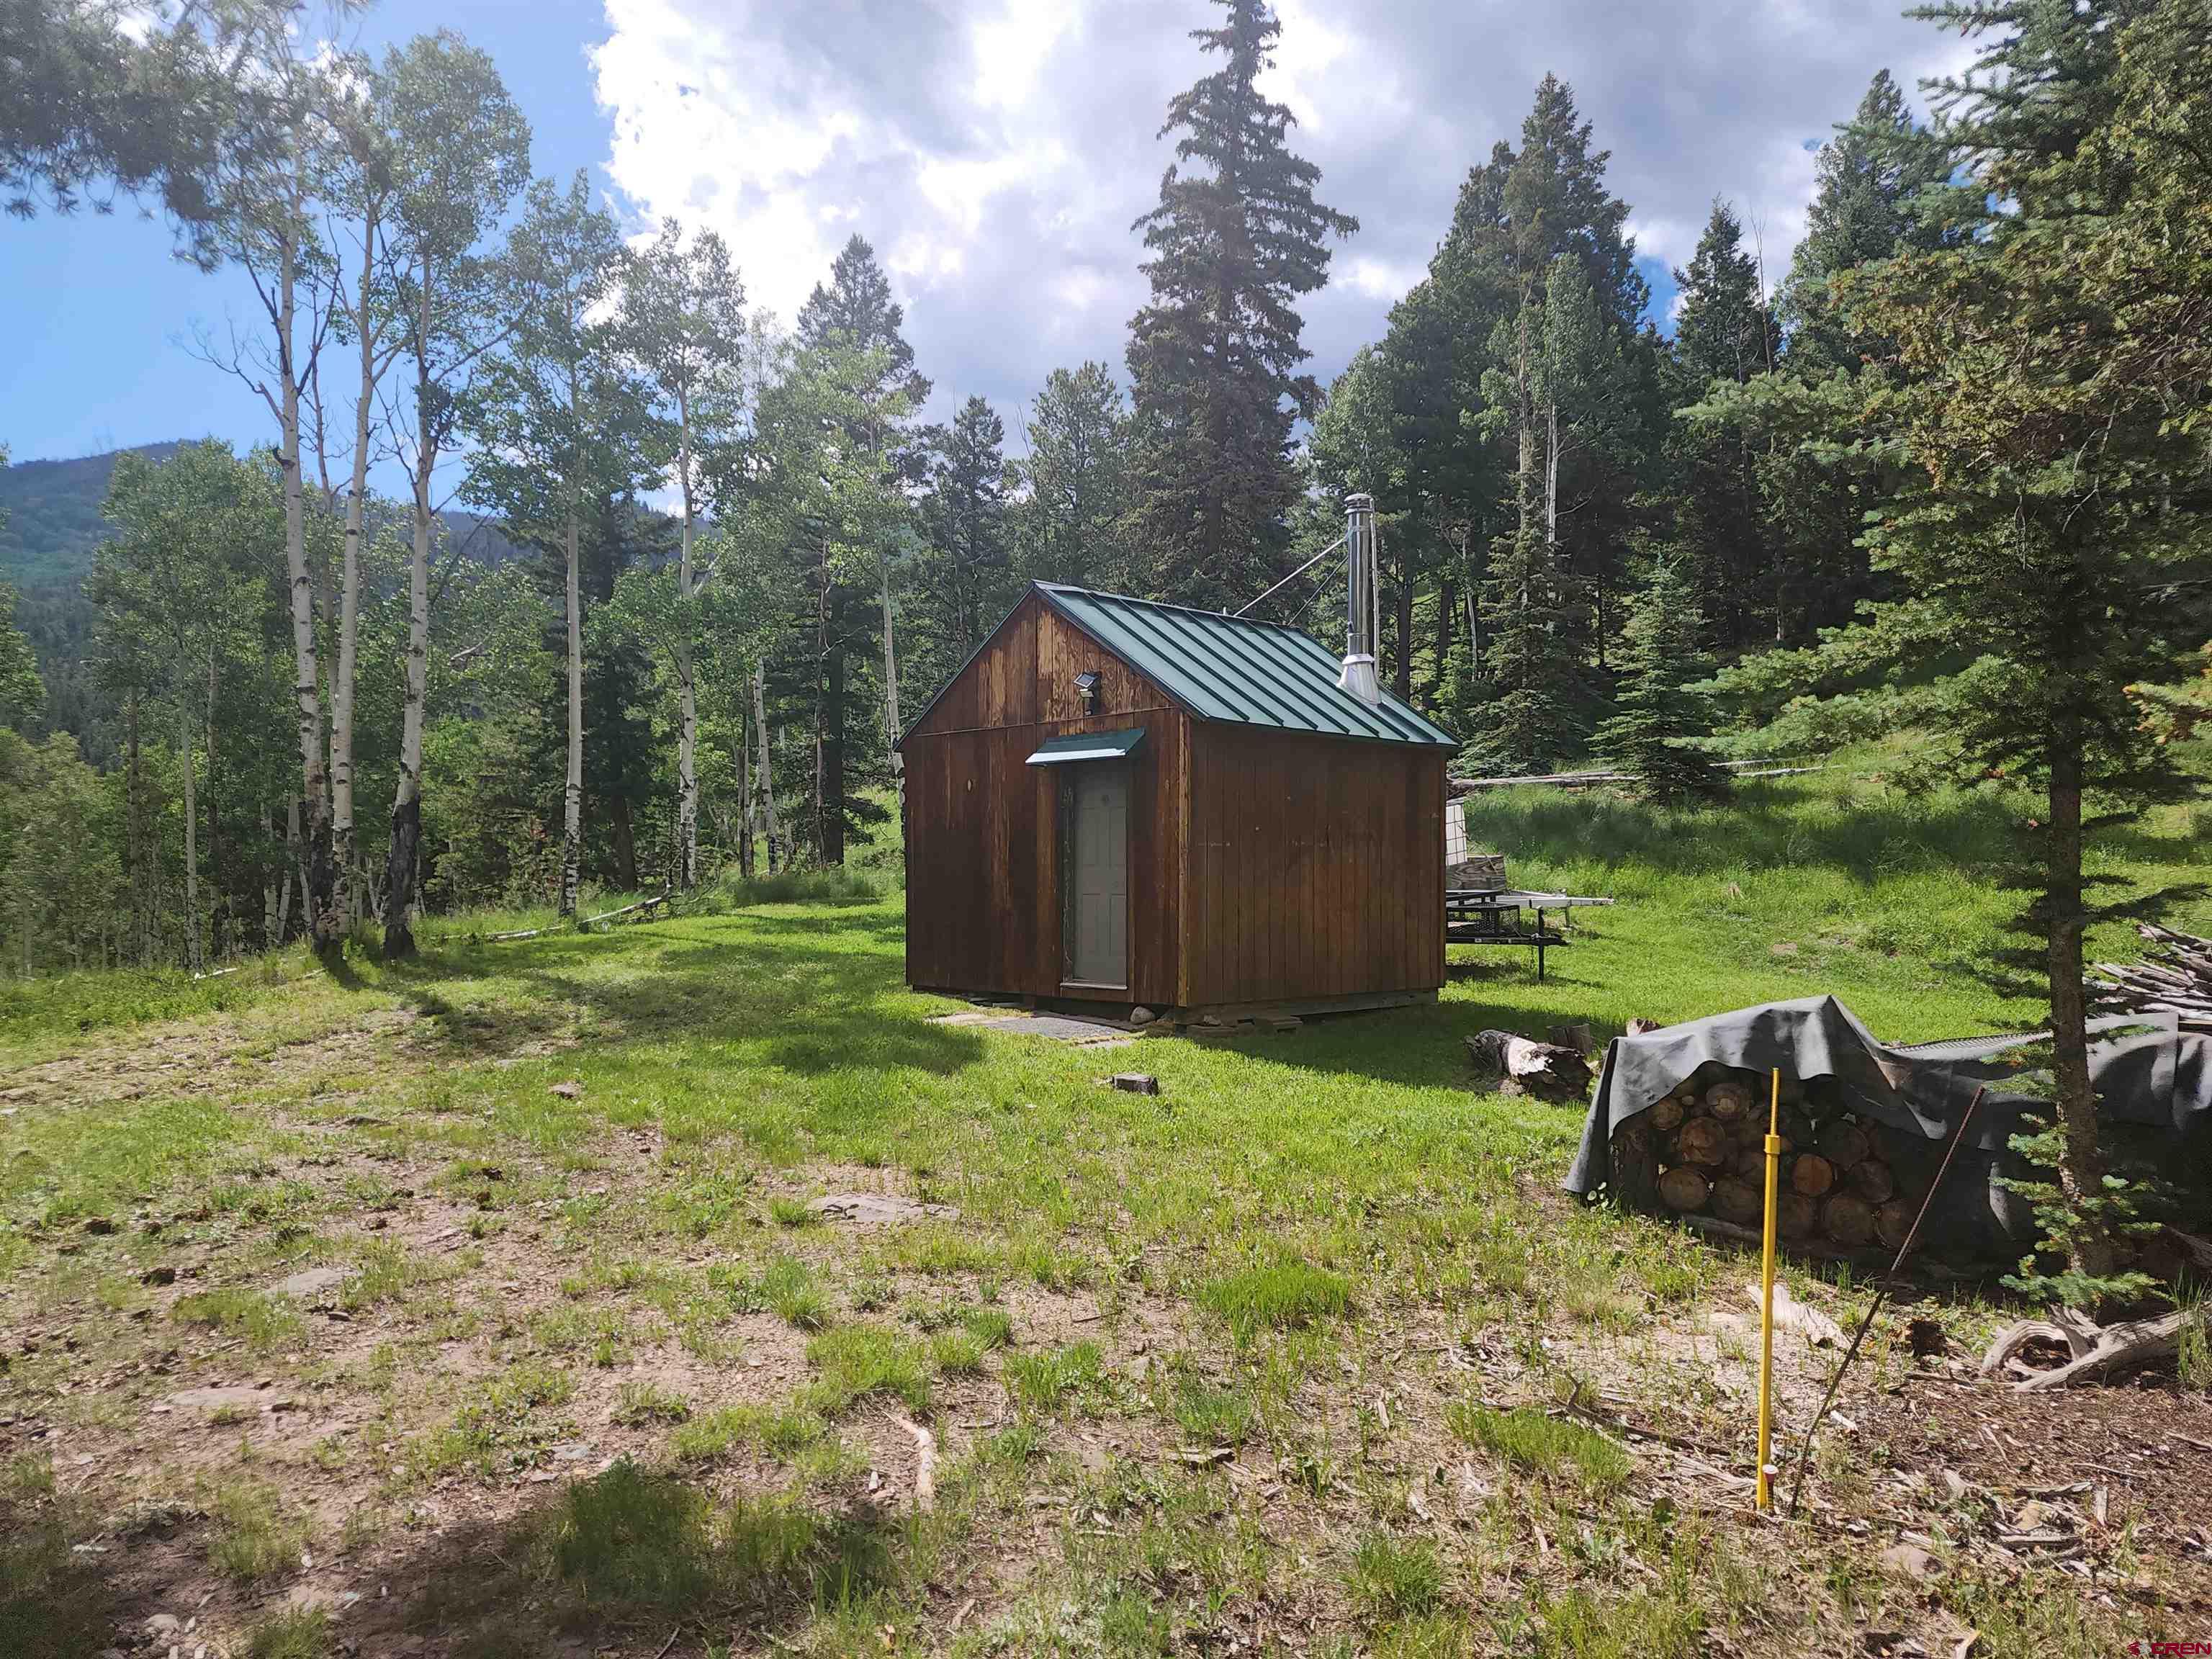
[901,582,1455,1019]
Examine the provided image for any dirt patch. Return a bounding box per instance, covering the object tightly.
[1862,1369,2212,1570]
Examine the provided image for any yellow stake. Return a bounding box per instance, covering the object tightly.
[1755,1067,1782,1511]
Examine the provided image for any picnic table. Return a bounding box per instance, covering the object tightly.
[1445,888,1614,981]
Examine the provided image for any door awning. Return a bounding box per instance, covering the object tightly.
[1024,727,1146,766]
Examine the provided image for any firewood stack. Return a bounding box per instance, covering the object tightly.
[1636,1064,1928,1253]
[2091,923,2212,1028]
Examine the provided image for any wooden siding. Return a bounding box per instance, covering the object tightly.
[905,593,1186,1006]
[1180,724,1444,1006]
[907,592,1170,739]
[905,588,1445,1011]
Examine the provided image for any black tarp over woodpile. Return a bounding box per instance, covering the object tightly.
[1565,995,2212,1260]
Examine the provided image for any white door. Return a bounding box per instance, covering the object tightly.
[1069,766,1128,986]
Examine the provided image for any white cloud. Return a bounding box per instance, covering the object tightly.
[589,0,1983,428]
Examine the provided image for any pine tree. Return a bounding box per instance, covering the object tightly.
[1812,0,2212,1296]
[1125,0,1356,611]
[1018,364,1135,591]
[796,234,930,413]
[1593,559,1725,801]
[919,396,1015,666]
[1665,201,1780,651]
[1465,78,1652,752]
[792,235,922,821]
[1781,69,1954,376]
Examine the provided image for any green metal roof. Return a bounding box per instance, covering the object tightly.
[1025,728,1146,765]
[1033,584,1455,748]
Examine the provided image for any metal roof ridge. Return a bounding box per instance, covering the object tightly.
[1035,580,1454,747]
[1033,580,1331,638]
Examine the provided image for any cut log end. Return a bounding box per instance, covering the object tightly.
[1659,1166,1712,1213]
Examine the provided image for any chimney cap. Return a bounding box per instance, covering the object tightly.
[1345,491,1374,510]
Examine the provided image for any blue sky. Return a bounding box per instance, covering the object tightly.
[1,1,1964,487]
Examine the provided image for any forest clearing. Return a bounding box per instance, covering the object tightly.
[4,0,2211,1654]
[5,768,2210,1659]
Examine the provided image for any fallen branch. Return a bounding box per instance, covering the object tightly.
[1980,1308,2189,1390]
[476,893,673,943]
[2090,923,2212,1025]
[899,1415,938,1511]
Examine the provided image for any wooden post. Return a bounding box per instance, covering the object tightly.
[1755,1067,1781,1511]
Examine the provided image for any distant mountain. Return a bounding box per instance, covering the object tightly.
[0,441,533,598]
[0,441,534,754]
[0,442,193,594]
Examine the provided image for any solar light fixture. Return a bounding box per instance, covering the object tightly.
[1075,670,1102,714]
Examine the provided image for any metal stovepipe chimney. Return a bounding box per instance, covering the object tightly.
[1338,492,1381,706]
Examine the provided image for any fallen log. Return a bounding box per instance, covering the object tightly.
[1979,1308,2189,1390]
[1465,1030,1592,1102]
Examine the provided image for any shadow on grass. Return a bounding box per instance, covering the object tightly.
[0,1485,119,1659]
[1463,778,2034,886]
[342,1458,913,1658]
[374,914,986,1085]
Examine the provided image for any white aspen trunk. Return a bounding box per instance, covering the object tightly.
[277,188,337,950]
[752,660,778,874]
[179,701,203,974]
[331,199,379,923]
[1545,397,1560,553]
[675,390,699,890]
[880,546,902,821]
[283,796,302,942]
[562,508,583,917]
[262,804,280,950]
[383,265,435,960]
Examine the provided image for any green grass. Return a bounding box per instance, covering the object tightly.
[534,1460,896,1619]
[205,1478,308,1582]
[245,1607,331,1659]
[1197,1259,1352,1339]
[763,1256,830,1331]
[1448,1403,1631,1493]
[804,1323,932,1414]
[172,1288,305,1353]
[5,763,2202,1657]
[1347,1529,1445,1620]
[1003,1340,1110,1416]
